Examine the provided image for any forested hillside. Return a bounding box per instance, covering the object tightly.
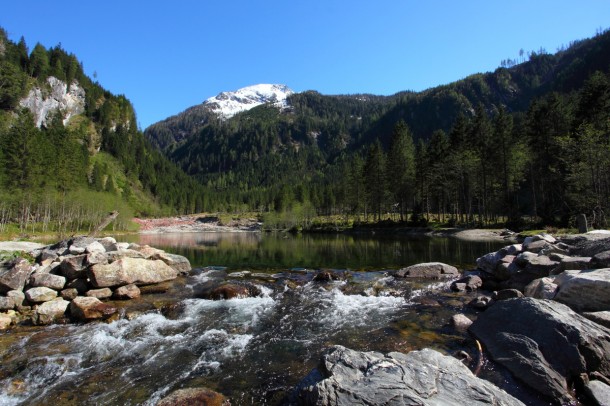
[144,29,610,229]
[0,28,205,234]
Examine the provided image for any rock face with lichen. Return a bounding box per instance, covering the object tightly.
[19,76,85,128]
[296,345,525,405]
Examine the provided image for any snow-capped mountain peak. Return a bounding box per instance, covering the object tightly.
[204,84,294,119]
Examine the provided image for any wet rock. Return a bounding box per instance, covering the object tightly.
[469,295,492,309]
[69,296,117,321]
[113,284,140,300]
[491,289,523,301]
[0,314,12,329]
[524,277,557,299]
[414,297,441,307]
[206,283,251,300]
[450,275,482,292]
[469,298,610,404]
[88,258,178,288]
[553,269,610,312]
[6,290,24,307]
[33,298,69,325]
[585,380,610,406]
[59,254,88,280]
[312,271,335,282]
[152,252,191,274]
[523,239,553,253]
[85,288,113,299]
[0,258,33,293]
[228,271,251,278]
[60,288,79,301]
[157,387,228,406]
[451,313,472,332]
[0,296,14,310]
[296,345,525,405]
[394,262,458,279]
[25,286,57,303]
[139,282,172,294]
[30,273,66,291]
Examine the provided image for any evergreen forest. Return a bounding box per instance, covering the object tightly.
[146,28,610,230]
[1,26,610,234]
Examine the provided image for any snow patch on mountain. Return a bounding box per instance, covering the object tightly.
[204,84,294,119]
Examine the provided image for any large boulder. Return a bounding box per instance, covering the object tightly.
[553,269,610,312]
[25,286,57,303]
[296,345,524,405]
[29,272,66,291]
[152,252,191,274]
[59,254,89,280]
[583,311,610,329]
[33,298,69,325]
[591,250,610,268]
[69,296,117,321]
[394,262,458,278]
[469,298,610,403]
[524,277,557,299]
[88,258,178,288]
[113,284,140,300]
[156,387,228,406]
[0,258,32,293]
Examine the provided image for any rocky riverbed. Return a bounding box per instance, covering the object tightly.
[0,232,609,405]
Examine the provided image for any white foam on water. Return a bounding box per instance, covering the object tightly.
[408,280,453,302]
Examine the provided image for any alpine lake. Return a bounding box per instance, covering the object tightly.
[0,232,544,405]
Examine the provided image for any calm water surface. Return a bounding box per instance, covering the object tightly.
[0,232,531,405]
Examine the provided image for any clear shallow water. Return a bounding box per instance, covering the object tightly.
[0,232,510,405]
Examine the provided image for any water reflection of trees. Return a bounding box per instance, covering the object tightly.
[131,232,504,271]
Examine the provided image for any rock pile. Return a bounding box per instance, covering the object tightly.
[455,232,610,405]
[0,236,190,327]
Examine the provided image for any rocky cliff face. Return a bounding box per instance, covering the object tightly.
[19,76,85,128]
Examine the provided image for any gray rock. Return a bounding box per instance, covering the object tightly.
[451,313,472,332]
[106,249,145,262]
[583,311,610,329]
[568,237,610,257]
[395,262,458,278]
[33,298,69,325]
[469,295,493,309]
[297,345,525,405]
[522,254,559,277]
[66,278,88,294]
[0,296,14,310]
[69,296,117,321]
[524,277,557,299]
[38,249,59,264]
[0,258,33,293]
[68,245,86,255]
[560,256,592,271]
[553,269,610,312]
[577,214,589,233]
[97,237,117,252]
[59,254,88,280]
[88,257,178,288]
[115,242,130,250]
[85,288,113,299]
[505,244,523,256]
[592,250,610,268]
[25,286,58,303]
[157,387,228,406]
[523,239,552,253]
[113,284,140,300]
[86,251,108,266]
[85,241,106,254]
[585,380,610,406]
[476,250,505,274]
[450,275,482,292]
[69,236,96,250]
[60,288,78,300]
[6,290,25,307]
[491,289,523,301]
[152,252,191,274]
[469,298,610,403]
[30,272,66,290]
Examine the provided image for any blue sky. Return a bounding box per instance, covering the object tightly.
[2,1,610,129]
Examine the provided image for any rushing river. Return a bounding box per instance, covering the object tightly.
[0,232,513,405]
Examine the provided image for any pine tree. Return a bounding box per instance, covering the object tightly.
[386,121,415,221]
[363,140,387,221]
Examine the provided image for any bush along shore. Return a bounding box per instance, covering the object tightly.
[1,234,609,405]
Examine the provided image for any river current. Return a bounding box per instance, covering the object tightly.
[0,232,508,405]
